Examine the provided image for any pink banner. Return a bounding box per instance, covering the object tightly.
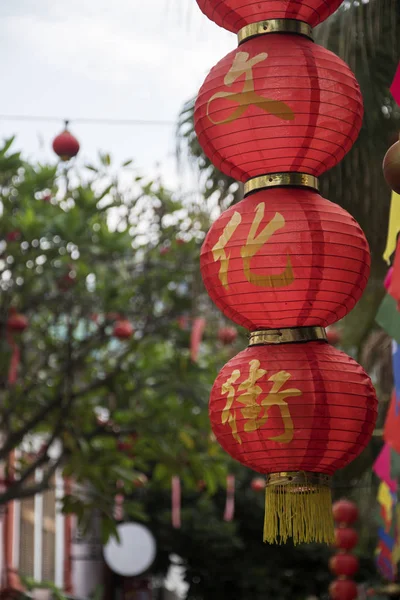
[224,475,235,522]
[373,443,397,492]
[190,317,206,363]
[390,63,400,106]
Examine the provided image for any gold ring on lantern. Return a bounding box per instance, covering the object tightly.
[264,472,334,545]
[238,19,313,45]
[249,327,327,346]
[244,173,319,196]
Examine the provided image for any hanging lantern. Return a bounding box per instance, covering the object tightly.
[201,188,370,330]
[329,554,359,577]
[251,477,266,492]
[218,326,238,345]
[332,499,359,526]
[113,320,134,340]
[196,0,343,31]
[209,341,376,544]
[383,137,400,194]
[195,34,362,182]
[329,580,358,600]
[7,310,28,332]
[334,528,359,551]
[327,327,342,346]
[52,125,80,161]
[193,0,376,546]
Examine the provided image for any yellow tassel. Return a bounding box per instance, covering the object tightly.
[263,472,335,545]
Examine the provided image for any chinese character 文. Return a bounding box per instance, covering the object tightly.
[221,360,300,444]
[211,201,294,289]
[207,51,294,125]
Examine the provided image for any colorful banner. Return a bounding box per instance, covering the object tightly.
[390,62,400,106]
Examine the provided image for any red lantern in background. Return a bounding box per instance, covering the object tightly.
[329,580,358,600]
[196,0,343,32]
[210,342,376,544]
[201,188,370,330]
[7,311,28,332]
[327,327,342,346]
[332,500,359,526]
[251,477,265,492]
[195,35,362,182]
[133,474,148,488]
[334,528,359,551]
[218,326,238,345]
[113,320,134,340]
[53,127,80,161]
[329,554,359,577]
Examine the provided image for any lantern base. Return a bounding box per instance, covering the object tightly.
[264,471,334,545]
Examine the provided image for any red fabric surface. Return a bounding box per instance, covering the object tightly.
[384,389,400,453]
[200,188,370,330]
[332,500,359,525]
[196,0,343,31]
[195,34,363,181]
[329,554,359,577]
[329,579,358,600]
[389,238,400,303]
[334,528,359,551]
[209,342,377,475]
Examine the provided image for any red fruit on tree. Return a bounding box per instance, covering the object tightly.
[176,238,186,245]
[218,326,237,345]
[52,129,80,161]
[113,320,134,340]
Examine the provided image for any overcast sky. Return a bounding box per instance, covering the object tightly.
[0,0,235,190]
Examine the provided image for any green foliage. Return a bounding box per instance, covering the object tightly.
[0,138,236,541]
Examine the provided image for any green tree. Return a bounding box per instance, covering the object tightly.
[0,137,235,539]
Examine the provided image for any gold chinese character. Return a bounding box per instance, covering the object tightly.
[207,51,294,125]
[221,360,300,444]
[212,202,294,289]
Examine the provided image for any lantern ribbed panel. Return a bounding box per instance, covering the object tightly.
[209,343,377,474]
[196,0,343,31]
[195,35,363,180]
[200,188,370,329]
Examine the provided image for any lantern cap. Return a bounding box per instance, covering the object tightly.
[264,471,334,545]
[238,19,313,45]
[244,173,320,197]
[249,327,327,346]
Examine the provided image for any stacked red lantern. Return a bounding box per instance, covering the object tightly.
[194,0,377,545]
[329,500,359,600]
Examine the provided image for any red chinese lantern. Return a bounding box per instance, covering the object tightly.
[7,310,28,332]
[53,126,80,161]
[193,0,375,546]
[201,188,370,330]
[196,0,343,31]
[113,320,134,340]
[251,477,265,492]
[334,528,359,551]
[329,554,359,577]
[218,326,238,345]
[209,342,376,543]
[327,327,342,346]
[195,35,362,182]
[329,580,358,600]
[332,500,359,526]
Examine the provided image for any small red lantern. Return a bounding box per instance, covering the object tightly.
[201,188,369,330]
[329,554,359,577]
[7,311,28,332]
[218,326,238,345]
[53,127,80,161]
[210,342,376,544]
[329,579,358,600]
[251,477,265,492]
[133,474,148,488]
[113,320,134,340]
[334,528,359,551]
[327,328,342,346]
[195,35,362,181]
[332,500,359,526]
[196,0,343,31]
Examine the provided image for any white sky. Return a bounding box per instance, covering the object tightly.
[0,0,235,191]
